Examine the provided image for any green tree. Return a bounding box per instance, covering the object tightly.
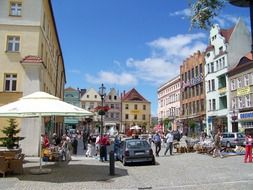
[190,0,225,30]
[0,119,23,149]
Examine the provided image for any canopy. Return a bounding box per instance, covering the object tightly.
[130,125,142,130]
[0,91,93,174]
[0,91,93,117]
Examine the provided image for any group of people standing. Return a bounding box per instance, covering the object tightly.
[152,130,175,157]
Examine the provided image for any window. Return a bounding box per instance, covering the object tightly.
[10,2,22,16]
[134,104,138,109]
[211,79,215,91]
[195,66,198,77]
[143,105,146,110]
[142,114,146,120]
[110,104,114,109]
[209,99,212,111]
[125,114,129,120]
[125,104,129,109]
[219,46,223,53]
[109,95,112,100]
[238,97,243,108]
[210,62,214,73]
[114,96,117,100]
[134,114,137,120]
[245,95,251,107]
[192,68,194,78]
[212,99,216,111]
[232,98,236,109]
[94,95,97,98]
[244,74,249,86]
[4,74,17,91]
[231,79,236,90]
[237,77,242,88]
[86,95,89,98]
[7,36,20,52]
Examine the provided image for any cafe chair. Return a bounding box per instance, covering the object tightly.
[0,156,9,177]
[9,153,25,174]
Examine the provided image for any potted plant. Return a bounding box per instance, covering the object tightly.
[95,106,110,115]
[0,119,24,149]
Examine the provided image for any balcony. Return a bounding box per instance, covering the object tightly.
[218,87,227,95]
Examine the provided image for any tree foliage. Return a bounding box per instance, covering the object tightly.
[190,0,225,30]
[0,119,23,149]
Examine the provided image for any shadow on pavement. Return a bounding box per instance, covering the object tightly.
[16,162,128,183]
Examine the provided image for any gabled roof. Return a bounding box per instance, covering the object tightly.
[220,27,234,43]
[64,87,77,92]
[122,88,148,102]
[205,45,214,52]
[228,51,253,76]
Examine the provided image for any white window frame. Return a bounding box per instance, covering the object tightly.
[237,77,242,88]
[238,97,243,109]
[244,74,250,86]
[7,36,20,52]
[232,98,236,109]
[10,2,22,16]
[231,79,236,90]
[4,73,17,92]
[245,95,251,107]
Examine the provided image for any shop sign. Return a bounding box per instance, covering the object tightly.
[130,110,141,114]
[239,112,253,120]
[182,73,203,89]
[237,86,250,96]
[218,87,226,94]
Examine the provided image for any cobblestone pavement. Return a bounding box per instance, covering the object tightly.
[1,147,253,190]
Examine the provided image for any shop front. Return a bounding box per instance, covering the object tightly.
[238,111,253,133]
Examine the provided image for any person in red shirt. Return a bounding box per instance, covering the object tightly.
[244,134,253,163]
[100,134,110,162]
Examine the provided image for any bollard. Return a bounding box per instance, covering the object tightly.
[109,150,115,175]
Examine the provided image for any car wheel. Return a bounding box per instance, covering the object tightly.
[226,142,231,148]
[123,157,127,166]
[151,157,156,165]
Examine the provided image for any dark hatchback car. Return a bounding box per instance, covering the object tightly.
[116,138,155,166]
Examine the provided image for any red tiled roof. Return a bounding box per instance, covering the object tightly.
[245,51,253,61]
[220,27,234,43]
[205,45,214,52]
[65,87,77,92]
[20,55,43,63]
[122,88,148,102]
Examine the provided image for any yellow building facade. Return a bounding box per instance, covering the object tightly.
[121,88,151,133]
[0,0,65,155]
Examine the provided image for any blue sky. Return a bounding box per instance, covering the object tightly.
[51,0,250,116]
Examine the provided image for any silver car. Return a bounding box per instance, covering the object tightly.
[221,132,245,147]
[117,138,155,166]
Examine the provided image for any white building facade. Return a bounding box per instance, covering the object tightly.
[205,19,251,134]
[157,75,181,130]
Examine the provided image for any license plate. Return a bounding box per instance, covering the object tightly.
[135,152,144,155]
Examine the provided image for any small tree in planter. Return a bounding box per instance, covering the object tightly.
[0,119,23,149]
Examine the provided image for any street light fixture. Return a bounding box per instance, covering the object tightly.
[232,106,237,132]
[98,83,106,137]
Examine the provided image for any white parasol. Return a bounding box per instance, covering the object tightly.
[0,91,93,174]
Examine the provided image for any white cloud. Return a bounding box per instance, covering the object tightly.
[84,33,207,87]
[84,71,138,86]
[169,8,191,19]
[214,14,239,28]
[148,33,207,58]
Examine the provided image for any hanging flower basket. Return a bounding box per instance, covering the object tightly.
[98,110,106,115]
[95,106,110,115]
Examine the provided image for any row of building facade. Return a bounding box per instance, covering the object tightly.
[64,87,151,135]
[157,19,253,135]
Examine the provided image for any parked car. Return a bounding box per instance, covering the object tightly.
[116,138,155,166]
[221,132,245,147]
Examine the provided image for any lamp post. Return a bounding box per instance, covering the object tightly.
[98,83,106,138]
[232,107,238,132]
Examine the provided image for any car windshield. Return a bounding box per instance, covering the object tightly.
[237,133,245,138]
[126,140,149,149]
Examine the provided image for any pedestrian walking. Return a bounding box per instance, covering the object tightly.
[153,132,161,157]
[213,130,223,158]
[244,133,253,163]
[100,134,110,161]
[164,130,174,156]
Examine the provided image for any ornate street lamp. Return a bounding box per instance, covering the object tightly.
[232,107,238,132]
[98,83,106,137]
